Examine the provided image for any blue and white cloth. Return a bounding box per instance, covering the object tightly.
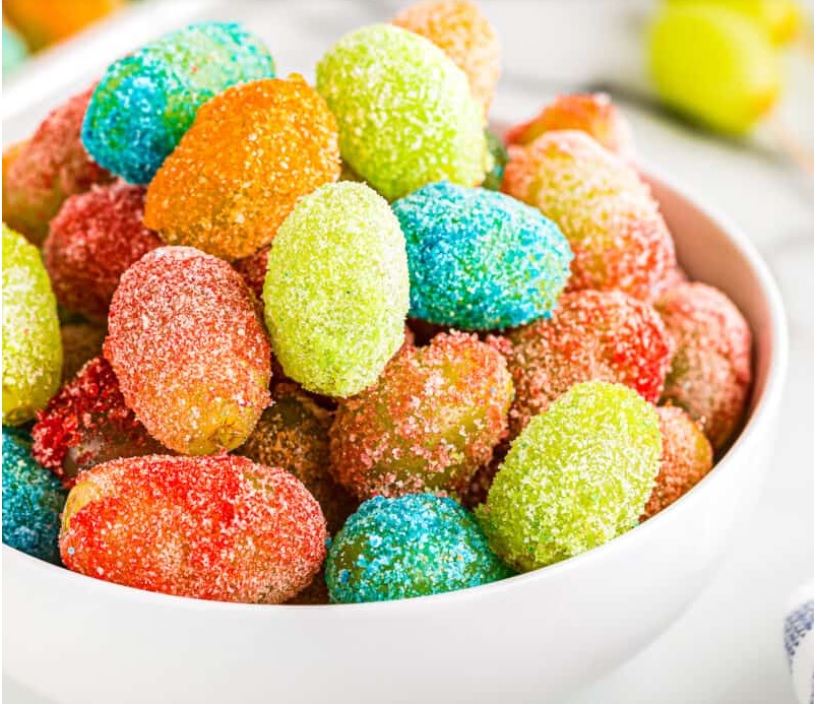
[786,580,814,704]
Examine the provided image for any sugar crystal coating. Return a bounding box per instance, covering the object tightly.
[264,182,409,398]
[44,182,162,321]
[392,0,501,115]
[60,454,327,603]
[237,384,356,534]
[505,289,673,436]
[316,24,487,200]
[477,381,661,571]
[330,331,513,499]
[82,21,276,184]
[393,181,572,330]
[32,356,167,484]
[506,93,636,159]
[642,405,713,519]
[655,282,752,451]
[2,427,67,564]
[105,246,271,454]
[502,130,675,300]
[2,225,63,425]
[4,89,111,244]
[144,75,340,260]
[326,493,512,603]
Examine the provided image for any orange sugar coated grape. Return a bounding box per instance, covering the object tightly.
[641,405,714,520]
[104,246,271,455]
[144,75,340,261]
[60,454,327,604]
[655,282,752,451]
[329,331,513,500]
[392,0,500,116]
[502,130,676,300]
[505,93,636,160]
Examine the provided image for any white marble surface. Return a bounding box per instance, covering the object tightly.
[3,2,814,702]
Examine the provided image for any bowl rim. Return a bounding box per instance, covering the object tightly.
[3,164,789,614]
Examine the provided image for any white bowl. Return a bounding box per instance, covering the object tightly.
[3,169,787,704]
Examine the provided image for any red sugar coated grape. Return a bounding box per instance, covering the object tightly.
[655,282,752,451]
[330,331,513,500]
[60,323,106,383]
[104,246,272,455]
[505,289,673,437]
[3,89,112,245]
[505,93,636,159]
[642,405,713,520]
[237,384,357,534]
[32,356,166,484]
[502,130,675,300]
[44,182,162,322]
[60,454,327,604]
[232,245,269,302]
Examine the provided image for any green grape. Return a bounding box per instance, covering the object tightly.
[667,0,803,45]
[649,4,781,135]
[2,224,62,424]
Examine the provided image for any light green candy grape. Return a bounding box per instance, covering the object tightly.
[649,4,781,135]
[263,182,409,398]
[316,24,487,201]
[2,224,62,424]
[477,381,661,572]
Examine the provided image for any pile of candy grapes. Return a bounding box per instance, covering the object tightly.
[2,0,753,605]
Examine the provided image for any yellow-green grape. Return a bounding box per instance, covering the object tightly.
[667,0,804,45]
[316,24,487,201]
[477,381,661,571]
[264,182,410,398]
[2,225,62,425]
[649,4,781,135]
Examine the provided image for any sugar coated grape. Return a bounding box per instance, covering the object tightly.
[505,289,672,436]
[648,4,780,135]
[316,23,487,200]
[32,356,167,483]
[264,182,409,398]
[477,381,661,571]
[503,130,675,300]
[44,182,161,321]
[3,224,63,425]
[392,0,500,115]
[330,331,513,499]
[105,246,271,454]
[144,75,340,260]
[505,93,636,159]
[393,181,572,330]
[3,427,67,564]
[3,89,111,244]
[642,406,713,520]
[82,22,276,184]
[237,384,356,534]
[60,454,327,603]
[326,494,512,603]
[655,282,752,451]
